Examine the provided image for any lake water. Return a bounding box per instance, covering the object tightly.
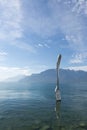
[0,82,87,130]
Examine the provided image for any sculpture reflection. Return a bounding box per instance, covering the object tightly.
[55,101,61,120]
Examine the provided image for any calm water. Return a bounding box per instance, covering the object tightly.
[0,82,87,130]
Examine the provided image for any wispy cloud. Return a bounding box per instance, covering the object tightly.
[72,0,87,14]
[21,0,87,52]
[0,51,8,61]
[70,53,83,64]
[0,51,8,56]
[38,44,43,48]
[12,42,36,53]
[66,65,87,72]
[0,0,36,53]
[44,43,50,48]
[0,0,87,70]
[21,0,60,37]
[0,0,22,41]
[36,43,50,48]
[70,51,87,64]
[1,0,87,54]
[51,0,87,64]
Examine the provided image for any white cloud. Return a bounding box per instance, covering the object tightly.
[38,44,43,47]
[61,16,86,51]
[0,0,22,41]
[70,53,83,63]
[0,0,87,54]
[21,0,61,37]
[66,65,87,71]
[13,42,36,53]
[70,52,87,64]
[21,0,87,53]
[0,51,8,61]
[44,44,50,48]
[0,66,32,81]
[0,51,8,56]
[0,0,36,53]
[0,0,87,63]
[72,0,87,14]
[37,43,50,48]
[70,59,82,64]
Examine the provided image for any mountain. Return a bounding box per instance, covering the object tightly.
[20,69,87,84]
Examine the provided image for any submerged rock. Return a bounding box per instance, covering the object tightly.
[79,122,87,129]
[40,125,50,130]
[79,122,85,127]
[75,122,87,130]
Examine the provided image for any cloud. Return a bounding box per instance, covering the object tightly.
[21,0,87,52]
[0,66,31,81]
[72,0,87,14]
[60,14,86,51]
[36,43,50,48]
[44,44,50,48]
[0,0,87,62]
[1,0,87,54]
[21,0,60,37]
[70,52,87,64]
[0,51,8,61]
[12,42,36,53]
[0,51,8,56]
[66,65,87,71]
[0,0,22,41]
[38,44,43,47]
[70,53,83,63]
[0,0,36,53]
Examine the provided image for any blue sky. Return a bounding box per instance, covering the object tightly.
[0,0,87,81]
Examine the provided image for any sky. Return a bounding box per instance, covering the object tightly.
[0,0,87,81]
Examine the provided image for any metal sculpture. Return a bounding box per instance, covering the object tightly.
[55,54,62,101]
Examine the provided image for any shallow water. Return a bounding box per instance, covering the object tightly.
[0,82,87,130]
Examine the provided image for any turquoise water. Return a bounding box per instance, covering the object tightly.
[0,82,87,130]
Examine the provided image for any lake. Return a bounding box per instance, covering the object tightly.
[0,82,87,130]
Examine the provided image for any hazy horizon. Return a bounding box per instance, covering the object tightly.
[0,67,87,82]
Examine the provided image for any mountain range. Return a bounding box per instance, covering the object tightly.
[20,69,87,84]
